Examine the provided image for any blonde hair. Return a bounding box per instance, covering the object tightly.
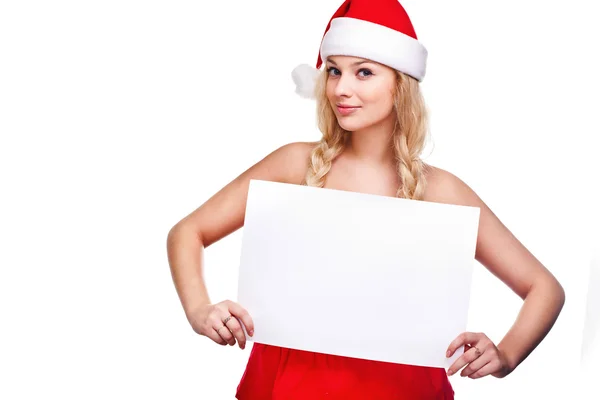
[302,67,431,201]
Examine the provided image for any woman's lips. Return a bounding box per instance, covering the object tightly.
[337,106,360,115]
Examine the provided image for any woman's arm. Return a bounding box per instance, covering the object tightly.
[166,141,314,326]
[429,167,565,376]
[472,193,565,373]
[493,274,565,373]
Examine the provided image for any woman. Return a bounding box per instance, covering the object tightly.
[167,0,565,398]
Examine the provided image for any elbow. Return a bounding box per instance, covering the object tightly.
[167,223,204,249]
[549,274,566,307]
[167,223,187,249]
[167,225,179,245]
[530,275,566,308]
[542,276,566,310]
[166,227,178,258]
[556,281,566,309]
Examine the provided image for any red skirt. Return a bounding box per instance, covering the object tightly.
[236,343,454,399]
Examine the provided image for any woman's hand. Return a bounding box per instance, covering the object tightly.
[188,300,254,350]
[446,332,513,379]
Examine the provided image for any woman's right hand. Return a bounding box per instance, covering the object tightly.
[188,300,255,350]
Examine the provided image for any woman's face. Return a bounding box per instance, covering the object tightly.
[325,55,397,132]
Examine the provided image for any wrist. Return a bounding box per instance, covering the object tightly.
[496,345,518,377]
[185,300,210,321]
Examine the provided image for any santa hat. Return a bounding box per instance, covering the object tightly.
[291,0,428,99]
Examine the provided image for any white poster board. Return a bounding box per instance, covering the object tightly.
[237,179,480,368]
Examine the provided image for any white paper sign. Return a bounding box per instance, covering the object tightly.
[237,179,480,368]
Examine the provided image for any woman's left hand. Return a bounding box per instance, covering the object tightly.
[446,332,513,379]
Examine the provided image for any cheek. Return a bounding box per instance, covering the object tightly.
[363,86,395,118]
[325,80,335,101]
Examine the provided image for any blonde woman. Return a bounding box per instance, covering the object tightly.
[167,0,565,398]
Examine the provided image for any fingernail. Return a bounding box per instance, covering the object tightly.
[249,330,254,336]
[447,370,453,376]
[446,350,450,357]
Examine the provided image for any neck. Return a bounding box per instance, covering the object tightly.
[345,116,396,165]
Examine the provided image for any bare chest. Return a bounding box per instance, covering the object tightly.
[321,158,402,198]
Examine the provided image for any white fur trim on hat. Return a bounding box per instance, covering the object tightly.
[291,63,320,99]
[320,17,427,81]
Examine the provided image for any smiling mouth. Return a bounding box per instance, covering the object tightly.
[336,105,360,115]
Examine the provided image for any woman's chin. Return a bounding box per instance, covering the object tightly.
[336,118,366,132]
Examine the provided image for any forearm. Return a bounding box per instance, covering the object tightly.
[497,277,565,373]
[166,226,211,322]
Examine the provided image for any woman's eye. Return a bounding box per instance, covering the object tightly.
[326,67,372,77]
[327,67,340,76]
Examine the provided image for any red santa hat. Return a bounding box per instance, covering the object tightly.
[292,0,428,99]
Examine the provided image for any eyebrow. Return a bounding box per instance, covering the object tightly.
[326,59,374,67]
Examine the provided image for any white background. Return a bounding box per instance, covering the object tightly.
[1,0,599,399]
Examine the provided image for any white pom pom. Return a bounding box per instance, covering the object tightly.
[291,64,320,99]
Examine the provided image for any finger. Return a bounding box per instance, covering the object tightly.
[224,316,247,349]
[468,359,499,379]
[447,346,485,376]
[447,332,480,358]
[205,327,227,346]
[226,301,255,337]
[460,347,489,377]
[215,323,236,346]
[213,310,236,346]
[463,343,480,356]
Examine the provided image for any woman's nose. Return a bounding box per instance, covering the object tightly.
[334,74,353,97]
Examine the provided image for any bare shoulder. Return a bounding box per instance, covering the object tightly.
[271,141,318,184]
[422,163,561,300]
[169,141,317,248]
[422,163,482,208]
